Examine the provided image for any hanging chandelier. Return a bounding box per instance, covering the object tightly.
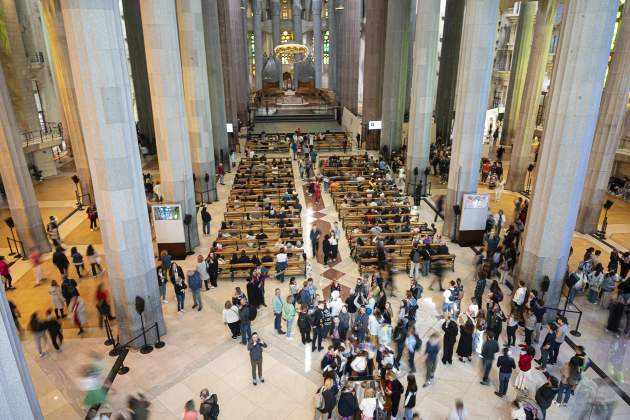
[274,43,310,64]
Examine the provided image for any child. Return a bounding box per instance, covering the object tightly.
[506,314,518,347]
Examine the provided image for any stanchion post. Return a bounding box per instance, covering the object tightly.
[154,322,165,349]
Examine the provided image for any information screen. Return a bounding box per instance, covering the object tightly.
[226,123,234,133]
[368,120,382,130]
[463,194,490,209]
[153,205,181,221]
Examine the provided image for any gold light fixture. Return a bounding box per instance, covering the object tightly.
[274,43,310,64]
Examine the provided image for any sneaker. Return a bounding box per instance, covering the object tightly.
[162,299,169,304]
[39,352,47,358]
[192,304,198,309]
[253,380,257,386]
[287,336,293,340]
[260,377,265,383]
[279,331,286,335]
[480,381,489,386]
[56,349,62,353]
[422,382,430,388]
[494,392,503,398]
[198,307,202,311]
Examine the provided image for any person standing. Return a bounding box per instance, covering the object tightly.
[174,277,188,313]
[0,256,14,290]
[297,304,312,344]
[206,252,220,289]
[52,247,69,277]
[409,246,422,280]
[61,276,79,308]
[95,282,115,327]
[69,295,87,335]
[247,332,268,385]
[555,356,582,407]
[423,333,440,387]
[70,247,86,278]
[549,317,569,365]
[86,204,98,231]
[310,224,321,259]
[239,298,253,345]
[187,270,203,311]
[86,245,103,276]
[48,280,65,319]
[403,374,417,420]
[29,313,48,357]
[29,247,46,286]
[201,206,212,236]
[441,314,458,365]
[456,315,475,363]
[282,295,296,340]
[535,374,559,420]
[157,266,168,303]
[337,383,359,420]
[45,309,63,353]
[199,389,220,420]
[222,300,240,339]
[217,163,225,185]
[272,288,285,335]
[196,255,211,291]
[480,331,500,385]
[494,347,516,398]
[314,377,339,420]
[46,216,61,248]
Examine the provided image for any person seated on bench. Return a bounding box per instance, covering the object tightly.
[436,241,450,255]
[238,250,251,264]
[256,230,268,240]
[246,231,257,248]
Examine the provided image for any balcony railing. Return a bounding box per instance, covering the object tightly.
[21,122,63,148]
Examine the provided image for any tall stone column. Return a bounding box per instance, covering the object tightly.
[0,289,42,419]
[293,1,303,86]
[312,0,323,87]
[140,0,199,250]
[516,0,618,307]
[271,0,281,46]
[576,4,630,234]
[501,1,536,147]
[328,0,337,91]
[176,0,217,203]
[505,0,557,192]
[361,0,387,151]
[121,0,156,154]
[380,0,412,156]
[253,0,263,90]
[201,0,230,165]
[41,0,93,201]
[60,0,165,343]
[338,0,361,113]
[0,0,40,132]
[443,0,499,238]
[0,66,50,253]
[406,0,441,194]
[434,0,465,143]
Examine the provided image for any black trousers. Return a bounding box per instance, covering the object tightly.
[300,328,311,344]
[49,330,63,350]
[312,327,323,351]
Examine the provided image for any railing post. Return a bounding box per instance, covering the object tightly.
[570,310,583,337]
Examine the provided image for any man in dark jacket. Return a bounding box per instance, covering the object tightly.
[535,374,559,420]
[310,224,321,259]
[201,207,212,236]
[480,331,500,385]
[52,247,69,276]
[311,301,325,352]
[247,332,268,385]
[239,298,252,344]
[441,314,458,364]
[337,384,359,419]
[187,270,203,311]
[495,347,516,397]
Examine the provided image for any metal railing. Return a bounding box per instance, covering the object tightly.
[21,122,63,148]
[5,237,25,259]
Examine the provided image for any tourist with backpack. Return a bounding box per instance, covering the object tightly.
[314,377,338,420]
[337,383,359,420]
[199,389,219,420]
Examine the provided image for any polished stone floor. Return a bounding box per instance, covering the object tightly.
[4,144,630,419]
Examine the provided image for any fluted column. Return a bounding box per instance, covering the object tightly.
[271,0,281,46]
[41,0,93,201]
[501,1,536,147]
[434,0,465,144]
[293,1,303,86]
[0,66,51,254]
[576,4,630,234]
[0,289,42,418]
[328,0,337,91]
[506,0,557,192]
[253,0,263,90]
[201,0,230,165]
[140,0,199,250]
[361,0,387,151]
[406,0,441,194]
[339,0,361,113]
[517,0,618,307]
[61,0,165,344]
[176,0,217,202]
[380,0,412,155]
[443,0,499,238]
[312,0,323,87]
[0,0,40,132]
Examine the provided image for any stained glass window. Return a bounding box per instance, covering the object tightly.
[323,30,330,64]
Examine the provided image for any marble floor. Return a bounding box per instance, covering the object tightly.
[4,146,630,419]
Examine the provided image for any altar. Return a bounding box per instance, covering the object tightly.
[276,91,309,106]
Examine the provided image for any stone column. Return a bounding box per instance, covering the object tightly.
[0,66,50,253]
[176,0,217,203]
[41,0,93,201]
[293,1,303,86]
[501,1,536,147]
[406,0,441,194]
[60,0,165,343]
[218,0,238,135]
[361,0,387,151]
[121,0,156,154]
[434,0,465,143]
[328,0,337,91]
[0,0,40,131]
[201,0,230,165]
[505,0,557,192]
[380,0,412,155]
[516,0,618,307]
[271,0,281,46]
[576,4,630,234]
[443,0,499,238]
[312,0,323,87]
[0,289,42,419]
[140,0,199,250]
[339,0,361,113]
[253,0,263,90]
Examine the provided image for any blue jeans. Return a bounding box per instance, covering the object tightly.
[203,221,211,235]
[556,383,573,404]
[422,260,431,276]
[274,312,282,332]
[286,318,293,337]
[482,358,493,382]
[276,261,287,283]
[192,289,202,309]
[240,322,252,344]
[219,174,224,184]
[159,284,166,300]
[176,293,185,311]
[498,372,511,396]
[404,408,414,420]
[568,286,582,303]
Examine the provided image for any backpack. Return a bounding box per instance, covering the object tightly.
[449,287,459,302]
[248,304,258,321]
[200,395,219,420]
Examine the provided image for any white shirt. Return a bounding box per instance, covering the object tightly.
[196,261,209,280]
[513,287,527,305]
[222,307,240,323]
[359,398,376,416]
[368,314,380,335]
[276,253,288,263]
